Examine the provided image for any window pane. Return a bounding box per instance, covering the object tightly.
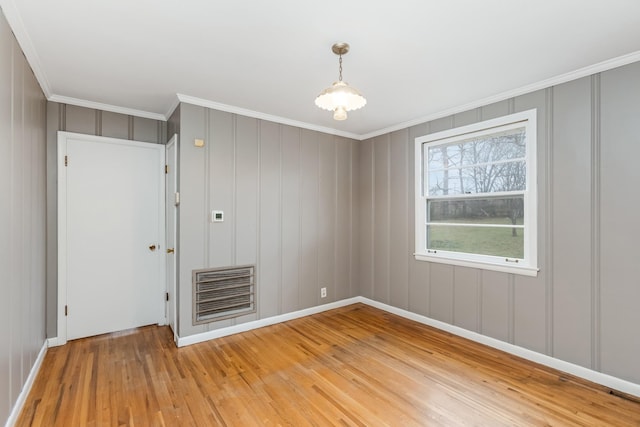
[427,225,524,259]
[428,161,526,196]
[427,169,474,195]
[427,127,526,170]
[428,197,524,225]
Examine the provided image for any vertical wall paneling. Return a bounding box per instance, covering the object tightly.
[167,104,180,140]
[389,129,409,309]
[551,76,592,368]
[429,264,454,324]
[358,139,374,299]
[349,140,359,299]
[234,115,259,266]
[360,59,640,385]
[452,267,479,332]
[544,87,555,356]
[233,115,259,324]
[373,135,390,304]
[452,108,480,127]
[590,74,601,372]
[513,89,547,353]
[209,110,235,267]
[177,107,356,336]
[10,35,25,403]
[407,123,430,316]
[258,121,281,318]
[1,30,14,418]
[480,271,510,342]
[21,55,33,381]
[318,133,336,303]
[132,116,160,143]
[32,72,46,369]
[177,103,208,336]
[335,137,352,301]
[65,104,96,135]
[203,109,211,273]
[599,61,640,383]
[45,102,58,338]
[0,8,47,424]
[480,100,510,122]
[299,130,320,309]
[101,111,129,140]
[280,126,301,313]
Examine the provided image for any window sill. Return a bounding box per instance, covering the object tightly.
[414,253,539,277]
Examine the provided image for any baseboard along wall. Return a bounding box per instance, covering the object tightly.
[33,294,640,427]
[176,296,640,399]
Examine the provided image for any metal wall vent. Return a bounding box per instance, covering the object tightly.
[193,265,256,325]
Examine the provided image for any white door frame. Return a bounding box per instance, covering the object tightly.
[165,134,178,343]
[56,131,166,345]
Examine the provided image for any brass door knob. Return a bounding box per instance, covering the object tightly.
[149,244,157,251]
[166,248,175,254]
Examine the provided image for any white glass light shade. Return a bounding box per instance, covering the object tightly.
[315,81,366,120]
[333,106,348,121]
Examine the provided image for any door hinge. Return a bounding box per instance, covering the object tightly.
[65,305,68,316]
[165,164,168,174]
[165,292,169,302]
[64,155,68,167]
[175,192,180,206]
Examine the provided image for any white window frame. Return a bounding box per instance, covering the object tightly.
[414,109,538,276]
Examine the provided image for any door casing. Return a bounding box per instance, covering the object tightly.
[57,131,166,344]
[165,134,178,342]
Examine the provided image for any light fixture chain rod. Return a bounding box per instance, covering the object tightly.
[338,54,343,81]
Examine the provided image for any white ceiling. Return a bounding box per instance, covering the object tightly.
[3,0,640,139]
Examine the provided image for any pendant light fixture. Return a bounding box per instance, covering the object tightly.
[315,42,366,121]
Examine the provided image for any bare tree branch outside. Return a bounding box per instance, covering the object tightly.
[425,128,527,258]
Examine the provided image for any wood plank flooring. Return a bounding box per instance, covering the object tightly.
[16,304,640,426]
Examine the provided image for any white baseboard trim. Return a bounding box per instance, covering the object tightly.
[177,295,640,398]
[359,297,640,399]
[176,297,361,347]
[46,337,64,347]
[5,341,48,427]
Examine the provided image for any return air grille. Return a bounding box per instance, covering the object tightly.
[193,265,256,325]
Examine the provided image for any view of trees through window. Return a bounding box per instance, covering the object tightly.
[424,127,527,259]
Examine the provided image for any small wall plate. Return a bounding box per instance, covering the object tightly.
[212,210,224,222]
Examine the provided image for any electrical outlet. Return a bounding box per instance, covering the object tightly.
[320,287,327,298]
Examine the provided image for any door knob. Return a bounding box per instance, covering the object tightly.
[149,244,157,251]
[166,248,175,254]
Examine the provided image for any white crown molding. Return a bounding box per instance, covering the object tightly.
[49,94,166,121]
[359,50,640,141]
[3,0,638,141]
[176,93,361,140]
[0,0,52,98]
[164,96,181,120]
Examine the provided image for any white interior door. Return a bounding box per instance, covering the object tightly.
[165,134,178,341]
[58,132,165,342]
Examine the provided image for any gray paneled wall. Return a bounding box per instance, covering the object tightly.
[359,60,640,384]
[0,9,47,425]
[45,102,167,337]
[177,103,359,338]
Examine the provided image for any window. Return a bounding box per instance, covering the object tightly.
[414,109,538,276]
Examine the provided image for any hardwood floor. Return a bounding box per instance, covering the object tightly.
[17,304,640,426]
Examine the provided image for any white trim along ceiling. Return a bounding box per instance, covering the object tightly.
[1,0,640,140]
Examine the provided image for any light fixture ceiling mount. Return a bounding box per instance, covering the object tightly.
[315,42,366,121]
